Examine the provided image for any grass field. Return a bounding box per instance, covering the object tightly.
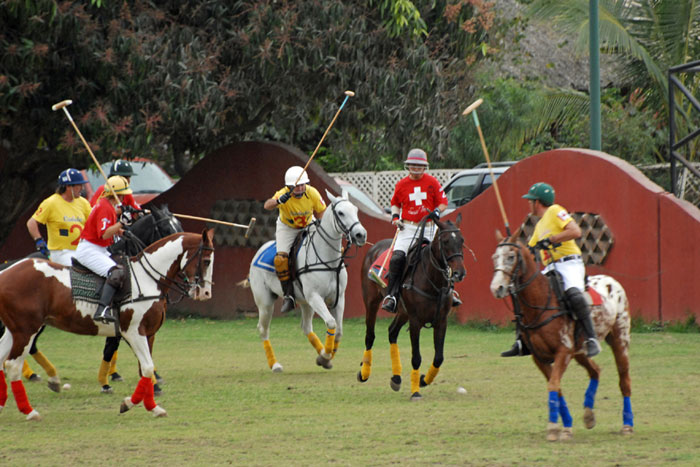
[1,316,699,466]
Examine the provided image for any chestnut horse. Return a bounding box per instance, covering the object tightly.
[0,229,214,421]
[490,232,633,441]
[357,216,466,400]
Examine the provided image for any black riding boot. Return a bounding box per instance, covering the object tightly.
[501,329,531,357]
[279,279,296,313]
[381,251,406,313]
[565,288,602,357]
[94,283,118,324]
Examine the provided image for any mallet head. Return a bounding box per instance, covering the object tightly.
[52,100,73,111]
[244,217,257,239]
[344,90,355,97]
[462,98,483,116]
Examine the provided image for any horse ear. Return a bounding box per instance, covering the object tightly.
[203,228,214,244]
[454,213,462,227]
[325,189,340,204]
[495,229,504,242]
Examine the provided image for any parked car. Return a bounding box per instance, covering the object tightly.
[442,161,516,214]
[83,158,176,205]
[334,177,391,219]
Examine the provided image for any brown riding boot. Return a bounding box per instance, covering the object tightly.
[274,252,295,313]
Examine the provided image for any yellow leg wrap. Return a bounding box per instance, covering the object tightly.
[22,360,34,380]
[98,359,110,386]
[151,375,157,385]
[390,343,402,376]
[307,332,323,354]
[411,369,421,394]
[423,364,439,386]
[32,351,57,378]
[108,351,118,375]
[263,340,277,369]
[360,349,373,380]
[332,340,340,359]
[324,329,336,357]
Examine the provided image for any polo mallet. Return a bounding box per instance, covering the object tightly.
[292,90,355,186]
[51,99,121,205]
[462,98,511,236]
[368,228,399,288]
[173,213,257,238]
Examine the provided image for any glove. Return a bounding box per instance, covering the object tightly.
[120,210,134,226]
[427,208,441,222]
[391,214,404,230]
[535,238,553,250]
[277,192,292,205]
[35,238,49,257]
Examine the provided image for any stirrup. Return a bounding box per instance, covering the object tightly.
[381,295,397,313]
[93,306,116,324]
[280,296,296,313]
[501,340,523,357]
[585,338,601,357]
[451,290,462,307]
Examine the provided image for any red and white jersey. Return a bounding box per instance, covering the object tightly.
[81,197,117,247]
[390,174,447,223]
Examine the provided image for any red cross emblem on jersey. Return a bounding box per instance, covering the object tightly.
[408,186,427,206]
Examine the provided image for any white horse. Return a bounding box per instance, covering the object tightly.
[247,193,367,372]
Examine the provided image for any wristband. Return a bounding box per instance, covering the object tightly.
[391,214,399,221]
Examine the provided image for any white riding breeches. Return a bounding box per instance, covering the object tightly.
[543,256,585,291]
[74,239,116,277]
[394,222,437,254]
[49,249,77,267]
[275,219,300,254]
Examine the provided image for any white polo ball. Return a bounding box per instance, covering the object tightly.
[456,386,467,395]
[62,383,71,390]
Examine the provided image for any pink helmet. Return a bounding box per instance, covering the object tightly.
[404,148,429,166]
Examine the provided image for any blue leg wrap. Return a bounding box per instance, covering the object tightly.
[548,391,559,424]
[558,395,573,428]
[623,396,633,426]
[584,378,599,409]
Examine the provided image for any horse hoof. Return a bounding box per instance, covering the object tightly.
[120,396,134,414]
[26,409,42,421]
[621,425,634,435]
[47,380,61,393]
[583,407,596,429]
[390,375,401,392]
[155,372,164,384]
[410,392,422,401]
[357,371,368,383]
[271,362,284,373]
[546,422,561,442]
[110,372,124,382]
[28,374,42,382]
[151,405,168,418]
[419,374,428,388]
[315,354,332,370]
[559,427,573,441]
[101,385,114,394]
[153,384,163,397]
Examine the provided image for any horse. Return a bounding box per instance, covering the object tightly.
[246,192,367,372]
[489,231,633,441]
[357,215,466,401]
[0,228,214,420]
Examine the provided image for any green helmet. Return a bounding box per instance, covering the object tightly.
[109,159,134,177]
[522,182,555,206]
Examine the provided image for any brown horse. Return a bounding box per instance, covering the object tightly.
[357,216,466,400]
[0,229,214,421]
[490,232,633,441]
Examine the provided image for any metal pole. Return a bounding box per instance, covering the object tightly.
[589,0,601,151]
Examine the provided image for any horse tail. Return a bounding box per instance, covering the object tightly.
[236,277,250,288]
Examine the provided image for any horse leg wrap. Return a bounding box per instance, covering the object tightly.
[98,359,110,386]
[130,376,151,405]
[332,340,339,359]
[410,369,420,395]
[32,351,57,378]
[548,390,560,424]
[623,396,634,427]
[0,371,7,407]
[11,380,33,414]
[322,329,335,359]
[558,395,573,428]
[390,343,402,376]
[423,364,439,386]
[22,360,34,380]
[584,378,599,409]
[142,377,156,411]
[108,351,119,375]
[307,332,323,355]
[263,340,277,369]
[360,349,372,380]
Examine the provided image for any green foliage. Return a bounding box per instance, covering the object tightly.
[369,0,427,38]
[631,313,700,333]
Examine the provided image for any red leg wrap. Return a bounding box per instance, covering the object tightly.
[0,371,7,407]
[11,380,33,414]
[143,378,156,411]
[130,376,150,405]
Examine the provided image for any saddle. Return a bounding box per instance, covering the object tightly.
[70,256,132,307]
[544,270,603,339]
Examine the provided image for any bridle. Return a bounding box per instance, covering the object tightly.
[493,242,539,295]
[327,198,363,246]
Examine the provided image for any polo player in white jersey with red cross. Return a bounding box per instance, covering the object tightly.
[381,148,461,313]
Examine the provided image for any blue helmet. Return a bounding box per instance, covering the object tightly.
[58,168,87,186]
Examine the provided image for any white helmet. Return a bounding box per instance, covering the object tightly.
[284,166,310,186]
[404,148,429,175]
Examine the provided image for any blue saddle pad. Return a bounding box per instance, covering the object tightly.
[252,242,277,272]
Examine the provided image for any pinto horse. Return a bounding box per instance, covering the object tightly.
[490,232,633,441]
[246,193,367,372]
[357,216,466,401]
[0,229,214,421]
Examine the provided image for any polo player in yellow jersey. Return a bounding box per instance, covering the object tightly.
[501,182,602,358]
[263,166,326,313]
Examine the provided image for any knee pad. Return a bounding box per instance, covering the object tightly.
[106,265,126,288]
[274,253,290,279]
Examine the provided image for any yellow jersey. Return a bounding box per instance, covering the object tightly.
[32,193,92,250]
[274,186,326,228]
[527,204,581,265]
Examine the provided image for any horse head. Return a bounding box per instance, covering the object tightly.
[325,191,367,246]
[151,204,183,237]
[433,214,466,283]
[177,228,215,300]
[490,230,538,299]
